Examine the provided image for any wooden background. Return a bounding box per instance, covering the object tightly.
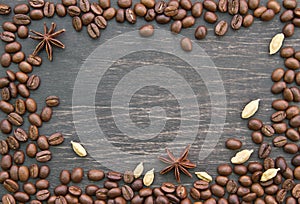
[0,0,300,200]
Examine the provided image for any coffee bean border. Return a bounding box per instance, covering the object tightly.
[1,0,300,203]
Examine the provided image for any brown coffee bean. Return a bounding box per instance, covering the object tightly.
[234,164,248,175]
[3,179,19,192]
[45,95,60,107]
[0,119,12,134]
[14,191,30,202]
[226,180,238,193]
[29,164,39,179]
[283,0,297,9]
[39,166,50,179]
[27,54,42,66]
[105,180,119,189]
[291,86,300,101]
[81,12,95,25]
[215,176,228,187]
[95,187,108,200]
[225,138,242,150]
[248,0,260,10]
[248,162,263,173]
[123,170,134,184]
[171,20,182,34]
[5,42,22,53]
[72,16,83,32]
[271,111,286,123]
[107,171,122,181]
[273,136,288,147]
[283,23,295,37]
[139,24,154,37]
[55,184,69,196]
[282,178,295,191]
[231,14,243,30]
[204,11,218,24]
[36,189,50,201]
[180,37,192,52]
[36,179,49,189]
[1,154,12,170]
[103,7,116,20]
[17,84,30,98]
[1,31,15,43]
[14,4,30,15]
[215,20,228,36]
[265,184,279,195]
[172,8,186,20]
[160,182,176,194]
[261,8,275,21]
[131,179,143,191]
[69,185,82,197]
[95,16,107,29]
[211,184,225,197]
[115,9,125,23]
[43,2,55,17]
[275,156,287,172]
[281,47,295,58]
[26,143,38,158]
[37,135,49,150]
[180,0,192,10]
[2,194,15,204]
[236,186,250,197]
[194,25,207,39]
[192,2,203,17]
[254,6,267,18]
[217,164,232,176]
[182,16,195,28]
[0,140,9,155]
[9,165,18,181]
[108,187,122,198]
[193,180,209,190]
[273,122,287,134]
[272,99,289,111]
[71,167,84,183]
[48,132,64,146]
[18,165,29,182]
[1,87,10,101]
[28,113,42,127]
[290,115,300,128]
[13,14,31,25]
[36,150,52,162]
[281,9,294,22]
[87,169,105,181]
[203,0,217,12]
[228,0,239,15]
[272,68,285,82]
[0,53,11,67]
[285,57,300,70]
[2,22,17,33]
[30,9,44,20]
[134,3,147,17]
[6,70,15,81]
[258,143,272,159]
[56,3,67,17]
[8,112,23,126]
[284,143,298,154]
[28,125,39,140]
[248,118,263,130]
[68,6,81,17]
[190,187,200,200]
[0,100,14,114]
[271,81,286,94]
[239,175,252,187]
[12,51,25,63]
[294,166,300,180]
[125,8,136,24]
[293,18,300,27]
[261,125,275,137]
[14,128,28,142]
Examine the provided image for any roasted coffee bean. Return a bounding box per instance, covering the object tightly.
[139,187,153,197]
[12,51,25,63]
[228,0,239,15]
[30,9,44,20]
[261,125,274,137]
[44,2,55,17]
[173,8,186,20]
[40,106,53,122]
[0,140,9,155]
[1,154,12,170]
[139,24,154,37]
[290,115,300,128]
[267,0,280,13]
[56,3,67,17]
[265,184,279,195]
[231,14,243,30]
[281,47,295,58]
[285,57,300,70]
[254,6,267,18]
[203,0,217,12]
[0,100,14,114]
[1,119,12,134]
[280,10,294,22]
[3,179,19,192]
[283,0,297,9]
[276,157,287,172]
[225,138,242,150]
[81,12,95,25]
[69,185,82,197]
[292,184,300,198]
[261,9,275,21]
[210,184,225,197]
[39,165,50,179]
[171,20,182,34]
[248,0,260,10]
[284,143,298,154]
[2,22,17,32]
[180,37,192,52]
[2,193,15,204]
[28,125,39,140]
[273,122,287,134]
[72,16,83,32]
[215,20,228,36]
[95,187,108,200]
[204,11,218,24]
[28,113,42,127]
[107,171,122,181]
[284,70,295,83]
[200,189,212,200]
[27,75,40,90]
[217,164,232,176]
[153,187,164,198]
[86,169,104,182]
[116,9,125,23]
[105,180,119,189]
[141,0,155,8]
[236,186,250,197]
[271,81,286,94]
[291,86,300,102]
[292,154,300,167]
[48,132,64,146]
[239,175,252,187]
[286,196,297,204]
[282,178,295,191]
[121,185,134,200]
[95,16,107,29]
[176,185,187,199]
[13,14,31,25]
[272,99,289,110]
[25,98,37,113]
[194,180,209,190]
[258,143,272,159]
[234,164,248,175]
[86,185,99,196]
[218,0,228,12]
[71,167,84,183]
[36,150,52,162]
[182,16,195,28]
[108,187,122,198]
[90,3,102,15]
[58,170,71,185]
[26,143,38,158]
[0,78,9,89]
[19,61,32,73]
[17,84,30,98]
[0,3,11,15]
[180,0,192,10]
[283,23,295,37]
[271,111,286,122]
[29,0,45,8]
[1,31,15,43]
[9,165,18,182]
[18,165,29,182]
[294,167,300,180]
[248,118,263,130]
[1,87,10,101]
[123,170,134,183]
[239,0,248,15]
[13,150,25,164]
[273,136,288,147]
[131,178,143,191]
[0,53,11,67]
[192,2,203,17]
[274,173,282,185]
[161,182,176,193]
[5,42,22,53]
[36,179,49,190]
[6,70,15,82]
[194,25,207,39]
[190,187,201,200]
[272,68,285,81]
[134,3,147,16]
[293,18,300,27]
[37,135,49,150]
[226,180,238,193]
[215,176,228,186]
[36,189,50,201]
[55,184,69,196]
[29,164,39,179]
[8,112,23,126]
[286,106,300,119]
[264,157,275,170]
[124,8,136,24]
[27,54,42,66]
[276,189,287,203]
[14,191,30,202]
[68,6,81,17]
[79,0,90,12]
[248,162,263,173]
[103,8,116,20]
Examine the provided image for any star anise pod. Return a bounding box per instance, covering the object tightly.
[158,145,196,183]
[29,22,65,61]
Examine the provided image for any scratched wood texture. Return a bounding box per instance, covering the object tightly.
[0,0,300,201]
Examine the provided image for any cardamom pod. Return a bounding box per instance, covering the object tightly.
[133,162,144,178]
[231,149,253,164]
[269,33,285,55]
[241,99,260,119]
[195,171,212,182]
[71,141,87,157]
[143,168,154,186]
[261,168,280,182]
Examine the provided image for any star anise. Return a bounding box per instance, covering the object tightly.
[29,22,65,61]
[158,145,196,183]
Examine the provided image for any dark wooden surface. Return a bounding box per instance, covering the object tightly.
[0,0,300,200]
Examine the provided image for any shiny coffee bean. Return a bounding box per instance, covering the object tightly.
[215,20,228,36]
[284,143,298,154]
[180,37,192,52]
[204,11,218,24]
[37,135,49,150]
[71,167,84,183]
[103,8,116,20]
[26,143,38,158]
[217,164,232,176]
[225,138,242,150]
[36,150,52,162]
[28,125,39,140]
[0,53,11,67]
[27,54,42,66]
[192,2,203,17]
[29,164,39,179]
[231,14,243,30]
[81,12,95,25]
[56,3,67,17]
[43,2,55,17]
[1,119,12,134]
[171,20,182,34]
[243,14,254,27]
[28,113,42,127]
[30,9,44,20]
[194,25,207,39]
[283,23,295,37]
[218,0,228,12]
[228,0,239,15]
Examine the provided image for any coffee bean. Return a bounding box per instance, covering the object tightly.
[194,25,207,40]
[225,138,242,150]
[27,54,42,66]
[172,9,186,20]
[0,140,9,155]
[1,87,10,101]
[36,189,50,201]
[1,31,15,43]
[0,100,14,114]
[261,8,275,21]
[14,191,30,202]
[182,16,195,28]
[13,150,25,165]
[28,125,39,140]
[36,150,52,162]
[131,179,143,191]
[8,112,23,126]
[116,9,125,22]
[226,180,238,193]
[290,115,300,128]
[123,170,134,183]
[0,3,11,15]
[69,185,82,196]
[271,111,286,123]
[291,86,300,101]
[18,165,29,182]
[211,184,225,197]
[228,0,239,15]
[285,57,300,70]
[43,2,55,17]
[1,154,12,170]
[254,6,267,18]
[105,180,119,189]
[217,164,232,176]
[194,180,209,190]
[180,0,192,10]
[203,0,217,12]
[134,3,147,17]
[45,95,60,107]
[139,188,153,198]
[72,16,83,32]
[248,118,263,130]
[87,169,104,182]
[294,166,300,180]
[231,14,243,30]
[215,176,228,187]
[5,42,21,53]
[160,182,176,194]
[103,7,116,20]
[283,23,295,37]
[234,164,248,175]
[284,143,298,154]
[3,179,19,192]
[71,167,84,183]
[281,47,295,58]
[26,75,40,90]
[292,154,300,167]
[16,26,28,39]
[283,0,297,9]
[261,125,275,137]
[171,20,182,34]
[292,184,300,198]
[55,184,69,196]
[275,156,287,173]
[282,178,295,191]
[2,22,17,33]
[107,171,123,181]
[0,53,11,67]
[68,6,81,17]
[36,179,49,189]
[258,143,272,159]
[276,189,287,203]
[264,184,279,195]
[280,9,294,22]
[180,37,192,52]
[248,0,260,10]
[274,173,283,185]
[139,24,154,37]
[56,3,67,17]
[95,16,107,29]
[272,99,289,110]
[39,166,50,179]
[293,18,300,27]
[189,187,200,200]
[175,185,187,199]
[30,9,44,20]
[26,143,38,158]
[13,13,31,25]
[12,51,25,63]
[108,187,122,198]
[204,11,218,24]
[239,175,252,187]
[87,23,100,39]
[273,122,287,134]
[236,186,250,197]
[248,162,263,173]
[2,193,15,204]
[95,187,108,200]
[273,136,288,147]
[81,12,95,25]
[29,164,39,178]
[17,83,30,98]
[192,2,203,17]
[9,165,18,182]
[239,0,248,15]
[215,20,228,36]
[28,113,42,127]
[37,135,49,150]
[271,81,286,94]
[125,8,136,23]
[0,119,12,134]
[48,132,64,146]
[271,68,285,82]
